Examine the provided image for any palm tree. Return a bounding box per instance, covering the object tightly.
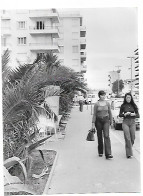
[3,51,87,162]
[3,52,60,160]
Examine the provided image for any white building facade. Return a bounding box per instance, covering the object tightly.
[1,9,87,74]
[1,9,60,68]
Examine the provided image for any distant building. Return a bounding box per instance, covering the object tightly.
[108,70,119,91]
[134,48,139,89]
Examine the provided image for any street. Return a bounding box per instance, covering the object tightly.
[41,105,141,194]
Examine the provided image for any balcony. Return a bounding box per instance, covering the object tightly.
[80,38,86,49]
[29,9,60,23]
[80,26,86,31]
[1,27,11,35]
[135,73,139,77]
[80,50,86,61]
[135,65,139,69]
[135,60,139,64]
[80,26,86,37]
[81,64,87,73]
[29,26,60,38]
[29,43,60,53]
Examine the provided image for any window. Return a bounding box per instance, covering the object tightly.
[18,21,26,29]
[72,46,78,53]
[37,53,45,58]
[36,21,44,29]
[18,37,26,45]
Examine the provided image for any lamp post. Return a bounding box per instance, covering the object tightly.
[127,57,134,94]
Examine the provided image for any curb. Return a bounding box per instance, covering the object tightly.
[42,150,59,195]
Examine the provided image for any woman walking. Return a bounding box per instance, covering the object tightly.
[119,93,139,158]
[92,90,113,159]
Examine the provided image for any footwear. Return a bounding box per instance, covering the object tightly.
[99,154,103,157]
[106,155,113,159]
[127,155,133,159]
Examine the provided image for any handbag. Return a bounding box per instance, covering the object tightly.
[86,129,95,141]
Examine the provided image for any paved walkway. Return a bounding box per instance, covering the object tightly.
[39,105,141,194]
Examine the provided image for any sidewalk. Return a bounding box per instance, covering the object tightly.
[40,105,141,194]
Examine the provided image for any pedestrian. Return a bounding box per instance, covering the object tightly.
[79,94,84,112]
[92,90,113,159]
[119,93,139,159]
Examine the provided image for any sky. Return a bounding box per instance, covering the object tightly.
[79,7,138,90]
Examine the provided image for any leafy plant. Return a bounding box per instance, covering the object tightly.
[2,50,87,189]
[112,79,124,94]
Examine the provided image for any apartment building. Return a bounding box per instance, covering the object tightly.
[1,9,60,68]
[134,48,139,89]
[57,11,87,73]
[1,9,87,75]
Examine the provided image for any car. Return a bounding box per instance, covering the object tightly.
[111,99,124,130]
[111,98,140,130]
[134,100,140,130]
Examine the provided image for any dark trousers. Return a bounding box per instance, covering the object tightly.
[79,101,83,112]
[95,116,112,156]
[122,118,136,157]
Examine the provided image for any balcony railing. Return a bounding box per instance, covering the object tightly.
[81,64,87,73]
[80,51,86,61]
[29,9,60,23]
[80,38,86,44]
[80,38,86,49]
[80,26,86,31]
[29,43,60,53]
[29,26,60,37]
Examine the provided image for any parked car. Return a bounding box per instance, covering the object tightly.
[111,98,140,130]
[134,100,140,129]
[111,99,124,130]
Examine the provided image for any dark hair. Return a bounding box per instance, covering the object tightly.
[98,90,106,98]
[123,93,137,110]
